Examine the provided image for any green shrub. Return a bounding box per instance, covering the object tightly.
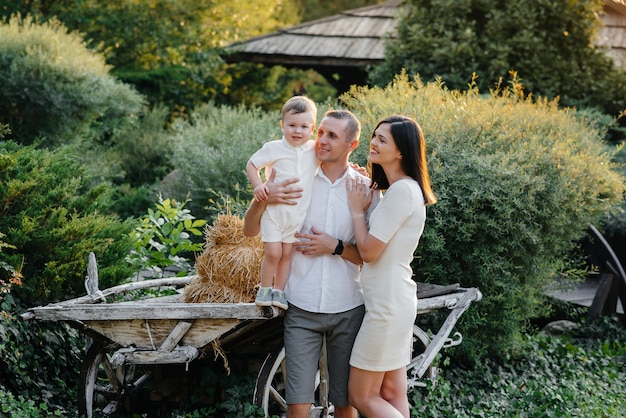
[341,73,625,361]
[0,141,135,305]
[0,14,145,147]
[0,294,81,415]
[162,103,285,219]
[78,104,174,193]
[1,0,306,119]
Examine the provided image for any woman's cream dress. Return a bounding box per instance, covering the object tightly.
[350,179,425,372]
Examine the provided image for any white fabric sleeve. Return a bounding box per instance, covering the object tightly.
[368,181,422,243]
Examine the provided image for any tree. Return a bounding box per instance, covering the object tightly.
[370,0,626,118]
[0,15,145,147]
[297,0,380,22]
[0,0,304,115]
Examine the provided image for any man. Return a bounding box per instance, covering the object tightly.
[244,109,378,418]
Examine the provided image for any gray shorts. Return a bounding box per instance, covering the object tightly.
[284,304,365,407]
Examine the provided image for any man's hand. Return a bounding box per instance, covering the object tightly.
[294,227,336,255]
[294,227,363,265]
[265,169,303,205]
[243,170,304,237]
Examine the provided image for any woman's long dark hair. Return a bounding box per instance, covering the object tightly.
[369,115,437,205]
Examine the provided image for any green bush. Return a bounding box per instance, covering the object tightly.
[0,141,135,305]
[162,103,285,219]
[0,14,145,147]
[341,74,625,361]
[79,105,174,189]
[0,0,305,118]
[0,294,82,416]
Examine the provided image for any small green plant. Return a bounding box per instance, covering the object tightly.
[127,195,207,278]
[0,387,65,418]
[173,371,268,418]
[0,231,22,305]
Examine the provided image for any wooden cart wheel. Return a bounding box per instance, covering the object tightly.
[254,345,332,418]
[78,342,152,417]
[407,325,438,389]
[254,326,435,417]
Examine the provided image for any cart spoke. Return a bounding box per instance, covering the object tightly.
[93,384,119,397]
[269,386,287,410]
[254,343,331,418]
[101,354,123,393]
[131,371,152,388]
[101,400,119,414]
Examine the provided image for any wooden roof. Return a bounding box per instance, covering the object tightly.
[225,0,400,91]
[598,0,626,68]
[227,0,399,67]
[225,0,626,92]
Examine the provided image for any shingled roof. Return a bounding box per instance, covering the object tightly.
[225,0,626,92]
[598,0,626,68]
[225,0,401,92]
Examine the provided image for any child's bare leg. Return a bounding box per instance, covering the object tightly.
[271,243,293,310]
[273,242,293,291]
[256,241,282,306]
[260,241,282,288]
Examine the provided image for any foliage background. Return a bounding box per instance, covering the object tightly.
[0,0,625,416]
[0,141,135,306]
[371,0,626,130]
[0,15,144,147]
[341,74,625,359]
[0,0,343,115]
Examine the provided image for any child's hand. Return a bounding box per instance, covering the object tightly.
[349,162,369,177]
[254,184,270,201]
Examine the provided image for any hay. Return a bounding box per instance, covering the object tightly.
[184,214,263,303]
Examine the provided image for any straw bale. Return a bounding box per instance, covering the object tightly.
[184,214,263,303]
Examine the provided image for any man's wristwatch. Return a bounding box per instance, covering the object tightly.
[332,239,344,256]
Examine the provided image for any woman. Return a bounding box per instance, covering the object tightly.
[346,115,437,417]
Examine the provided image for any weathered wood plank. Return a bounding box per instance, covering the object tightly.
[160,321,193,352]
[417,288,481,315]
[84,318,243,348]
[112,346,199,366]
[417,283,461,299]
[84,252,101,299]
[410,289,478,379]
[27,286,479,323]
[29,291,478,322]
[26,302,275,321]
[588,273,619,318]
[25,276,195,313]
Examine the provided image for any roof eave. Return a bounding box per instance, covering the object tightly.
[224,52,382,68]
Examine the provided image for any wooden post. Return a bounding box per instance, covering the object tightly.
[84,252,99,297]
[588,273,619,319]
[84,252,99,353]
